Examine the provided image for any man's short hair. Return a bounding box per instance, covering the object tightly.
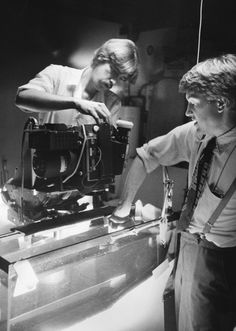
[179,54,236,107]
[92,38,139,83]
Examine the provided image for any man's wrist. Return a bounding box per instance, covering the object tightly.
[72,97,80,110]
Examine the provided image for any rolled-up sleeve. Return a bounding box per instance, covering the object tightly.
[17,64,59,95]
[137,121,196,173]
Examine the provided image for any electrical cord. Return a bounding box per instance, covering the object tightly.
[196,0,204,64]
[63,124,87,184]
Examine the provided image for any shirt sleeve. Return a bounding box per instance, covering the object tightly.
[17,64,60,94]
[137,121,196,173]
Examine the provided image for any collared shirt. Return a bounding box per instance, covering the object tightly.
[137,121,236,247]
[17,64,121,126]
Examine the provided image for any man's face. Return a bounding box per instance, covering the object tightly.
[91,63,127,91]
[185,92,220,135]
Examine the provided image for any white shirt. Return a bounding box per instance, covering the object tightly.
[17,64,121,126]
[137,121,236,247]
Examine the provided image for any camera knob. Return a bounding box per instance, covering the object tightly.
[93,125,100,133]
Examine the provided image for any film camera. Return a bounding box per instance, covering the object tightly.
[25,119,133,195]
[2,118,133,224]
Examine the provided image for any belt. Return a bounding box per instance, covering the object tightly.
[181,231,236,251]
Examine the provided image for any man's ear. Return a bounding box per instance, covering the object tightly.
[216,99,225,111]
[216,97,229,113]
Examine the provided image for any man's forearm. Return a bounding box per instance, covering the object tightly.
[15,89,75,113]
[114,155,147,217]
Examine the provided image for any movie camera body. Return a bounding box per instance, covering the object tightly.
[26,119,132,195]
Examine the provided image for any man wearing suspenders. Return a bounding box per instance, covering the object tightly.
[111,54,236,331]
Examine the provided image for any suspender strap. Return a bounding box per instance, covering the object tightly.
[203,177,236,234]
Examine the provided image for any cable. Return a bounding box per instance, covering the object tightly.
[62,124,87,184]
[196,0,204,64]
[81,146,102,189]
[92,146,102,170]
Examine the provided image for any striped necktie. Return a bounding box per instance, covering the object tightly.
[177,137,217,231]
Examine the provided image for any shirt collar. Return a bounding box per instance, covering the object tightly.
[198,126,236,153]
[216,125,236,152]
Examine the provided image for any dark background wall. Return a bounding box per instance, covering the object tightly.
[0,0,236,209]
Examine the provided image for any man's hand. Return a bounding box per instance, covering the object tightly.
[75,99,111,122]
[109,202,132,224]
[113,203,131,218]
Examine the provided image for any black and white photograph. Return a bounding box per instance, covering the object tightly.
[0,0,236,330]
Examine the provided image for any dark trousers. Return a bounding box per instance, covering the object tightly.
[174,231,236,331]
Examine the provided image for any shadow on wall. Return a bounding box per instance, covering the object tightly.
[147,76,186,140]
